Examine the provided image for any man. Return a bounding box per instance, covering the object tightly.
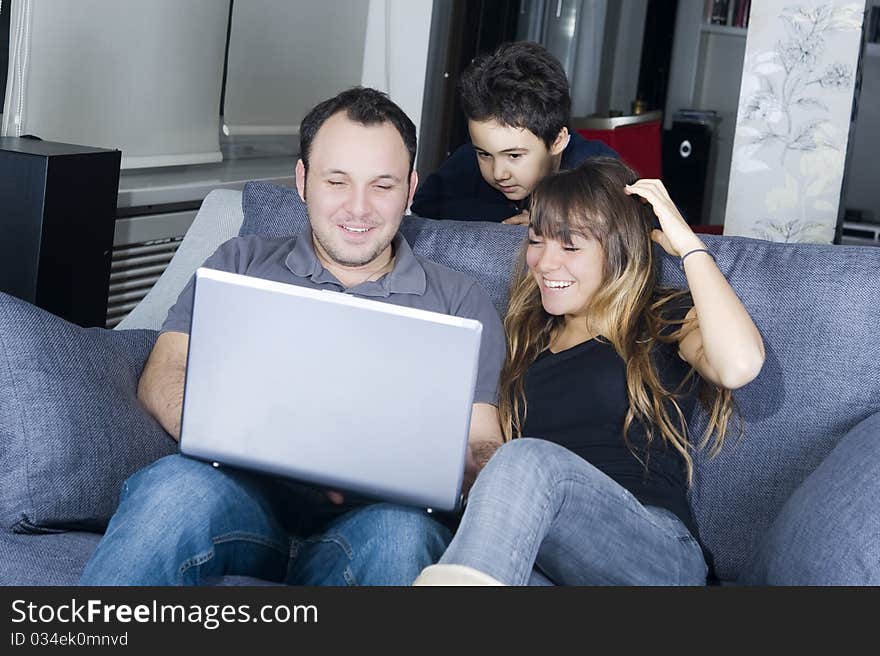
[80,87,505,586]
[411,41,617,224]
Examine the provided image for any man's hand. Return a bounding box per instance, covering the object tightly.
[463,440,501,495]
[325,490,345,505]
[502,209,530,225]
[463,403,504,495]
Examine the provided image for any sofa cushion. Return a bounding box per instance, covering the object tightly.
[658,237,880,582]
[0,531,102,585]
[738,411,880,584]
[0,293,177,533]
[239,181,525,315]
[240,181,310,241]
[239,181,880,583]
[0,531,283,586]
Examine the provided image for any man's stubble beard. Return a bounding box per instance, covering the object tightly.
[302,173,409,269]
[312,228,393,268]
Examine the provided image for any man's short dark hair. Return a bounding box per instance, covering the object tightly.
[299,87,417,174]
[458,41,572,148]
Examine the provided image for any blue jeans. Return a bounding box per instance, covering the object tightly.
[80,454,451,586]
[439,438,708,585]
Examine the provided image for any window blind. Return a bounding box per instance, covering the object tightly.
[1,0,229,169]
[221,0,370,137]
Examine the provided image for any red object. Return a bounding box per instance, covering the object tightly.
[574,111,663,179]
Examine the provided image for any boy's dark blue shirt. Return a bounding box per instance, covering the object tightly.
[411,131,618,222]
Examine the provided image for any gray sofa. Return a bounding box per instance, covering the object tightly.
[2,182,878,586]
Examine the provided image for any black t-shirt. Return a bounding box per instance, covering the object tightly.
[520,295,701,539]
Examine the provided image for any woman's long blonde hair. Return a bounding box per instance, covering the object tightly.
[498,158,734,483]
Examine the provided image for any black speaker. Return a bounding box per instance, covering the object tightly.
[0,137,121,327]
[662,118,717,226]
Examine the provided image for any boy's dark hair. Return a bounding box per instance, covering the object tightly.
[299,87,417,174]
[458,41,571,148]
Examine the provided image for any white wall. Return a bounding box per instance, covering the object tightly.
[361,0,434,148]
[609,0,648,114]
[665,0,705,130]
[695,32,746,226]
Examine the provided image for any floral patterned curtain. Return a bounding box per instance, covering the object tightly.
[724,1,866,242]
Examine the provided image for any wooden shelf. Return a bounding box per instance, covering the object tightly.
[701,24,748,37]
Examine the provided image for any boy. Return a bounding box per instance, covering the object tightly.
[412,41,617,224]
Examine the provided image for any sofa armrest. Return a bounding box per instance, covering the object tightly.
[115,189,244,331]
[740,411,880,585]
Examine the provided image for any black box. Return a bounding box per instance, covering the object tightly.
[0,137,121,327]
[662,115,719,226]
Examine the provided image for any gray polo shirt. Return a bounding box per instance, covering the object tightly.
[162,227,505,405]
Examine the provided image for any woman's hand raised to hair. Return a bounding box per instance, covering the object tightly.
[624,179,704,257]
[626,180,765,390]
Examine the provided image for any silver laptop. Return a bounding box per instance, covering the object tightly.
[179,267,483,511]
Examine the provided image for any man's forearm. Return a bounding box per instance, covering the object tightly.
[138,358,186,441]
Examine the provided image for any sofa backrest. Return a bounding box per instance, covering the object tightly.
[115,189,245,331]
[241,181,880,582]
[657,237,880,580]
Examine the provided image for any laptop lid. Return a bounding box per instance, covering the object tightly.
[179,267,483,511]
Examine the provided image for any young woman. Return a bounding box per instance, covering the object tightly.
[415,158,765,586]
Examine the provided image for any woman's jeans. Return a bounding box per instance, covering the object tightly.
[80,454,450,586]
[440,438,708,585]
